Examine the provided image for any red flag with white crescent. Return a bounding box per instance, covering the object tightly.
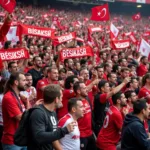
[0,0,16,13]
[132,13,141,21]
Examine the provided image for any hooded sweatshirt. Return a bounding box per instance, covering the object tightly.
[121,113,150,150]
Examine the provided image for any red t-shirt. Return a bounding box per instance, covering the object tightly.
[57,89,75,120]
[137,64,148,77]
[2,91,25,145]
[36,78,58,100]
[138,87,150,104]
[78,99,92,138]
[96,105,123,149]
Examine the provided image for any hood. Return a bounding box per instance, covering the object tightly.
[124,113,142,126]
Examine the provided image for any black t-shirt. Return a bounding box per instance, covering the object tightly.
[28,68,43,87]
[27,105,69,150]
[94,93,111,127]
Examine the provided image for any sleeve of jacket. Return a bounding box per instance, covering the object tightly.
[0,18,11,42]
[133,123,150,150]
[29,108,69,144]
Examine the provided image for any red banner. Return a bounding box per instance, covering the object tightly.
[17,24,55,39]
[113,40,130,49]
[60,46,93,61]
[88,26,102,33]
[0,48,29,61]
[52,32,76,46]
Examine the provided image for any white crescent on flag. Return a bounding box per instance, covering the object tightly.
[97,8,106,18]
[3,0,10,5]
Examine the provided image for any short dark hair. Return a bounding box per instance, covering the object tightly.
[112,92,122,105]
[33,56,40,62]
[68,98,82,112]
[25,73,32,77]
[142,73,150,86]
[98,80,108,91]
[73,81,83,94]
[47,66,58,73]
[8,62,16,69]
[133,99,147,114]
[140,56,147,62]
[4,72,24,94]
[95,65,103,71]
[107,72,116,79]
[43,84,61,104]
[125,90,135,99]
[65,75,77,89]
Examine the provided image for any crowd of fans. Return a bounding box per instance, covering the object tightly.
[0,3,150,150]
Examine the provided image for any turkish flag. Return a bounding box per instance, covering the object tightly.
[91,4,110,21]
[0,0,16,13]
[139,39,150,57]
[110,23,119,39]
[132,13,141,21]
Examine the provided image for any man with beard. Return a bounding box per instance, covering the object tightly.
[28,56,43,87]
[73,81,97,150]
[96,92,127,150]
[28,84,76,150]
[2,72,30,150]
[20,73,37,107]
[36,67,59,100]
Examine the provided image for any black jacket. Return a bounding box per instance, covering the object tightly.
[27,105,69,150]
[121,113,150,150]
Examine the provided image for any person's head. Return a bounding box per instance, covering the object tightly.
[133,99,150,120]
[118,58,128,67]
[118,51,125,59]
[4,72,27,93]
[65,75,78,89]
[42,65,50,78]
[59,68,66,80]
[8,62,18,73]
[127,77,139,89]
[73,81,88,98]
[64,59,74,69]
[74,62,81,71]
[125,90,137,104]
[80,67,89,81]
[33,56,42,68]
[66,70,74,77]
[104,63,112,74]
[68,98,84,119]
[107,72,117,84]
[142,73,150,86]
[25,73,33,88]
[43,84,63,108]
[112,92,127,107]
[47,67,59,81]
[111,54,118,63]
[121,67,130,78]
[98,80,110,93]
[100,52,107,60]
[95,66,104,79]
[80,59,88,68]
[141,56,148,65]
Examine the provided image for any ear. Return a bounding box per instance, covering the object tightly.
[14,80,19,86]
[55,97,59,104]
[72,107,76,113]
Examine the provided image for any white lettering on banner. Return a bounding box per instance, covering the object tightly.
[130,35,136,43]
[115,42,129,48]
[91,27,101,32]
[58,34,73,43]
[0,50,25,60]
[28,28,51,37]
[62,48,87,58]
